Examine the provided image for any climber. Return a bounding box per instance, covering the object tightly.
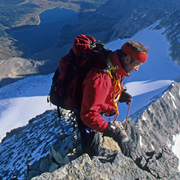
[75,40,148,157]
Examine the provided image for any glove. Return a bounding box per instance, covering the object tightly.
[103,123,133,157]
[119,90,132,105]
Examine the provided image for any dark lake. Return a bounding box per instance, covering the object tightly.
[11,7,78,54]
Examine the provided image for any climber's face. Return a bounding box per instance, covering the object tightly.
[124,55,142,74]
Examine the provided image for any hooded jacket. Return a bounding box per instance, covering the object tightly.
[80,50,129,133]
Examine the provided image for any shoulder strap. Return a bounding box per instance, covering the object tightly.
[103,57,118,79]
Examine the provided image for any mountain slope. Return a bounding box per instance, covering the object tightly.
[26,82,180,179]
[0,109,75,179]
[0,82,179,179]
[57,0,180,66]
[0,74,55,139]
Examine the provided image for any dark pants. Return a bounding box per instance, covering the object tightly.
[75,111,100,157]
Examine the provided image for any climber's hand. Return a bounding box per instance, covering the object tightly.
[103,123,133,157]
[119,90,132,105]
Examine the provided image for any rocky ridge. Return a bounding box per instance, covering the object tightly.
[31,81,180,180]
[32,148,179,180]
[0,110,79,179]
[134,82,180,152]
[0,82,179,179]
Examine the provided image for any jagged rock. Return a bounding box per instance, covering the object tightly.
[50,130,82,166]
[0,109,77,179]
[24,123,120,179]
[130,82,180,152]
[31,148,180,180]
[24,156,59,180]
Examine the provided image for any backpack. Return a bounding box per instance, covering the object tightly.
[48,34,118,116]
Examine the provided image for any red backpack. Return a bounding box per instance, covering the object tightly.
[48,34,113,116]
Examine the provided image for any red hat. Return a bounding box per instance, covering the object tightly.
[121,42,148,63]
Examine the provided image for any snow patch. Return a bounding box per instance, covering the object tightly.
[172,134,180,171]
[151,144,155,150]
[139,135,143,147]
[125,80,173,96]
[141,115,146,121]
[0,74,56,139]
[168,92,177,109]
[169,91,176,101]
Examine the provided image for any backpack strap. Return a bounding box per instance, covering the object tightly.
[103,57,118,79]
[57,106,61,118]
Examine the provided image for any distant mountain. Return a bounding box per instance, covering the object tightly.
[56,0,180,65]
[1,0,180,88]
[0,82,179,179]
[154,9,180,65]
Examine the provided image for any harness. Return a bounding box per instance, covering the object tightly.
[104,57,132,129]
[103,58,122,123]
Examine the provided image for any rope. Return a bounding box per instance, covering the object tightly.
[124,101,132,130]
[112,78,121,123]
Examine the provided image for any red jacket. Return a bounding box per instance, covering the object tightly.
[80,50,129,133]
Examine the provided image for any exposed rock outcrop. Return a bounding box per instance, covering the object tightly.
[31,148,179,180]
[0,54,61,88]
[130,82,180,152]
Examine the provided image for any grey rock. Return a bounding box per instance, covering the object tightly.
[129,82,180,152]
[49,161,59,173]
[32,149,180,180]
[24,156,58,180]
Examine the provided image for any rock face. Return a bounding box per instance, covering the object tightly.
[0,54,62,88]
[0,110,78,179]
[31,148,179,180]
[0,58,42,87]
[154,9,180,65]
[130,82,180,152]
[0,82,180,180]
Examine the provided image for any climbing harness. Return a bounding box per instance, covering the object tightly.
[104,58,132,129]
[103,58,122,123]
